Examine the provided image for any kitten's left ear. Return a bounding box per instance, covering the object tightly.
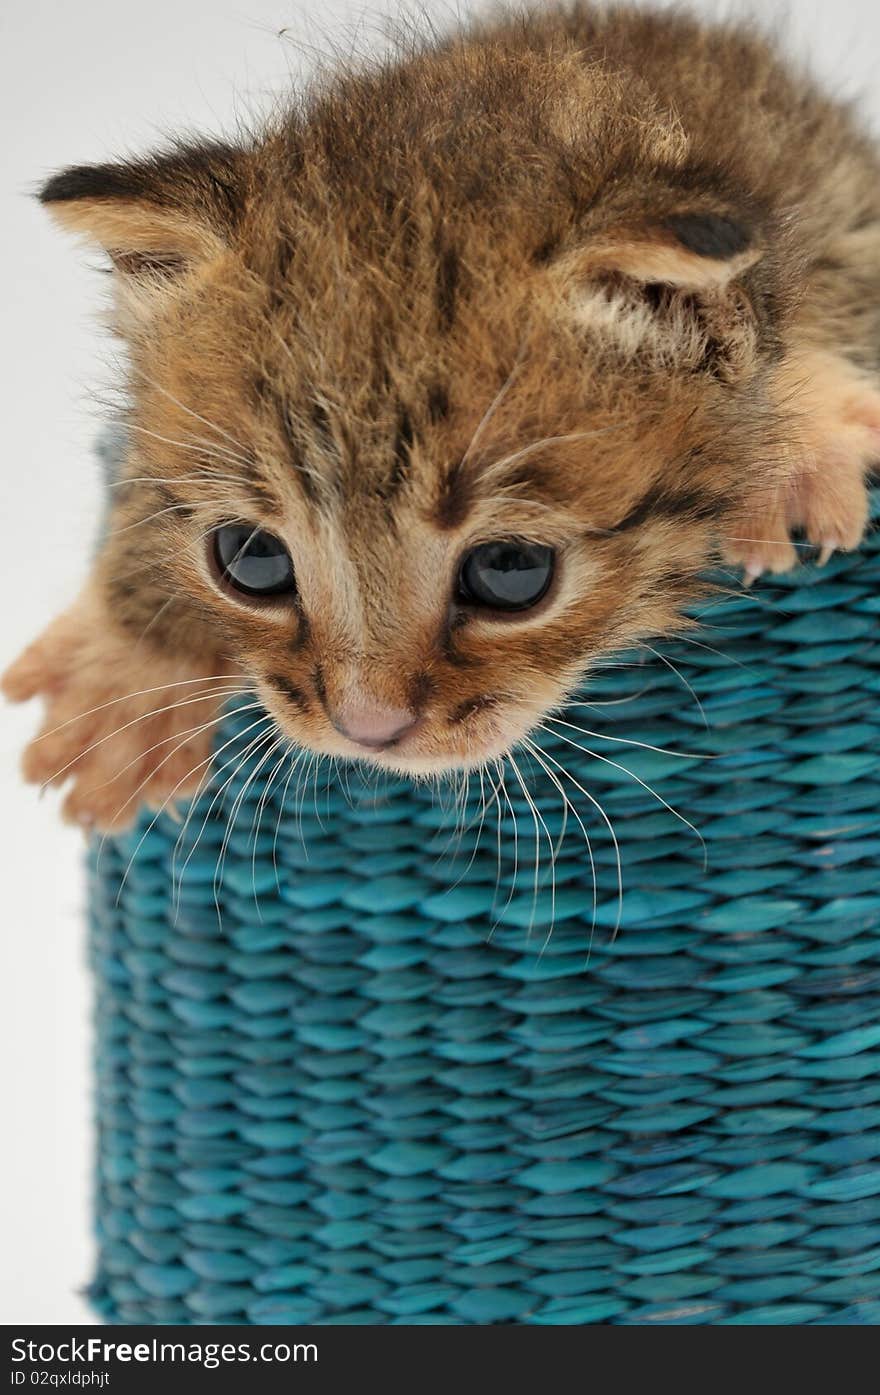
[39,141,247,284]
[556,201,769,381]
[578,210,761,292]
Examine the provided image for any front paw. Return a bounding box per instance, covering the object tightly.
[721,462,870,582]
[2,586,233,831]
[720,493,800,582]
[722,351,879,581]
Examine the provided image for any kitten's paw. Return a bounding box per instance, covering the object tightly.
[721,495,798,582]
[722,350,879,581]
[2,586,232,832]
[793,443,872,565]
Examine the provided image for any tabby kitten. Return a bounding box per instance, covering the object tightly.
[6,3,880,829]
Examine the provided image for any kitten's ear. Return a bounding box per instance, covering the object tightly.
[39,142,246,288]
[578,210,761,292]
[559,205,766,381]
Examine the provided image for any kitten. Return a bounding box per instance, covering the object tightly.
[6,3,880,830]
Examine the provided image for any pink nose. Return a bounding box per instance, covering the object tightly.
[332,701,418,750]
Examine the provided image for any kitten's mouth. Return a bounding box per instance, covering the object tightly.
[293,716,511,774]
[332,723,517,775]
[260,687,526,774]
[357,745,508,777]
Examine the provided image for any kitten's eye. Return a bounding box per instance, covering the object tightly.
[213,524,296,598]
[457,539,555,611]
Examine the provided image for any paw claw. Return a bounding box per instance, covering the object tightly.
[724,351,877,579]
[818,540,837,567]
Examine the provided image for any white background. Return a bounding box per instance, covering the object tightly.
[1,0,879,1325]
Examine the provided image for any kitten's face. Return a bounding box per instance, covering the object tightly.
[48,43,772,775]
[112,239,761,776]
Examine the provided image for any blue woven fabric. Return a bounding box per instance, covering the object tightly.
[88,494,880,1324]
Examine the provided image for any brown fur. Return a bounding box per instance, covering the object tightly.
[7,2,880,827]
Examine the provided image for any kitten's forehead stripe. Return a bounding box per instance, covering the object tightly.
[381,405,415,500]
[427,383,450,422]
[254,375,327,508]
[436,244,460,331]
[309,400,335,450]
[433,459,474,531]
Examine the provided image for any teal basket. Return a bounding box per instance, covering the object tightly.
[88,496,880,1325]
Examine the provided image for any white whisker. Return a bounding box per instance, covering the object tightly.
[507,750,555,944]
[39,685,253,791]
[130,370,255,458]
[107,472,245,490]
[725,535,820,550]
[272,746,308,886]
[214,732,288,909]
[171,716,277,904]
[33,674,243,742]
[460,358,524,467]
[641,644,709,729]
[249,738,295,914]
[523,735,598,961]
[540,723,707,871]
[547,714,710,760]
[482,424,625,482]
[674,633,763,679]
[117,713,274,905]
[493,757,520,930]
[89,701,260,798]
[533,742,624,940]
[567,688,653,708]
[122,420,254,470]
[108,502,208,537]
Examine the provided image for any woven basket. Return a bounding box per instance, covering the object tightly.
[88,497,880,1325]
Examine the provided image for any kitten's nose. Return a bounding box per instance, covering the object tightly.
[332,700,418,750]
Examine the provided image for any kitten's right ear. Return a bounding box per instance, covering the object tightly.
[39,141,246,289]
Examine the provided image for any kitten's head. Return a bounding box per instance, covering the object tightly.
[43,39,781,774]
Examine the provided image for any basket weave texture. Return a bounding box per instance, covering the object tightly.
[89,500,880,1325]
